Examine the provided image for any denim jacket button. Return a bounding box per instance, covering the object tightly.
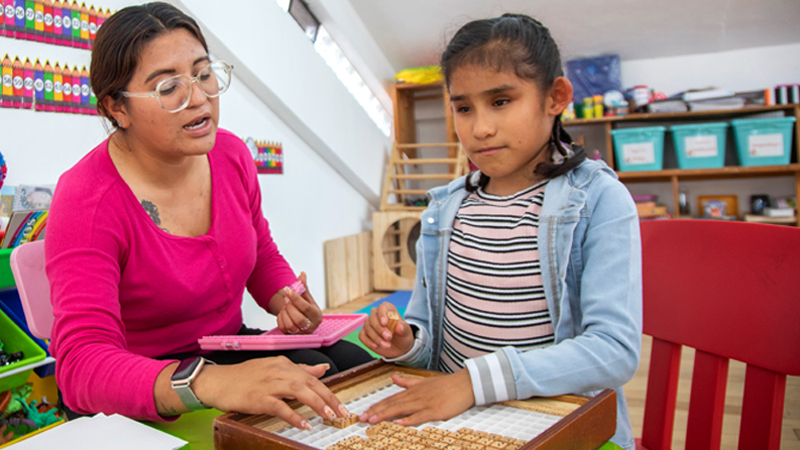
[427,217,435,224]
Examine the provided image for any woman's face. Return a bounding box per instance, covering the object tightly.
[114,28,219,158]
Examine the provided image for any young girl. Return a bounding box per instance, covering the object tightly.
[358,14,641,449]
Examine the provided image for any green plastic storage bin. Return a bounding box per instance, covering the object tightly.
[611,127,666,172]
[0,308,47,392]
[671,122,728,169]
[731,117,796,166]
[0,248,15,289]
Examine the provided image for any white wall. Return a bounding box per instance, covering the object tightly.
[621,42,800,96]
[0,0,390,330]
[176,0,391,203]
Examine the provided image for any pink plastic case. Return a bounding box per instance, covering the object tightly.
[197,314,367,351]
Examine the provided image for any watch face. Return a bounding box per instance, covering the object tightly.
[171,357,203,382]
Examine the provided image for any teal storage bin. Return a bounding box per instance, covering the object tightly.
[731,117,796,166]
[671,122,729,169]
[0,308,47,391]
[611,126,666,172]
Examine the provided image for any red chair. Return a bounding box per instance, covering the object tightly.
[638,220,800,450]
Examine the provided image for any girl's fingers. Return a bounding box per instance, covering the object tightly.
[391,374,422,389]
[393,410,430,427]
[358,327,380,350]
[361,320,388,349]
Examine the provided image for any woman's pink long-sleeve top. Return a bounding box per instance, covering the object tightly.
[45,129,296,421]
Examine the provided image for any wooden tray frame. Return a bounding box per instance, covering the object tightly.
[213,361,616,450]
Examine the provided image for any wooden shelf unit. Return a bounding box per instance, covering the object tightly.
[564,104,800,224]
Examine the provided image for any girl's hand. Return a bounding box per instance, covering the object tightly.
[358,302,414,359]
[277,272,322,335]
[192,356,349,430]
[358,369,475,426]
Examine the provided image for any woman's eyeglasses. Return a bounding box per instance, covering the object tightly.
[121,61,233,113]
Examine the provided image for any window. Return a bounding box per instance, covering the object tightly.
[276,0,392,137]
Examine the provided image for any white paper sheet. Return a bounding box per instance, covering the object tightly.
[10,413,187,450]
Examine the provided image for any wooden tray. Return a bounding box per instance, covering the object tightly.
[213,361,616,450]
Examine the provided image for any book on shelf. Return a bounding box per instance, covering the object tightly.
[763,207,795,217]
[681,88,736,102]
[744,214,796,224]
[647,99,688,113]
[687,96,746,111]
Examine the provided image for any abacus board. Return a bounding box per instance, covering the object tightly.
[213,361,617,450]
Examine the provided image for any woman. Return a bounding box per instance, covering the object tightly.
[46,2,371,428]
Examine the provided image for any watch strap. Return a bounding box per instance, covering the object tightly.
[171,357,214,411]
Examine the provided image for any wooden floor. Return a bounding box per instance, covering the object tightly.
[326,293,800,450]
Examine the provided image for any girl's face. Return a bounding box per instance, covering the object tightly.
[107,28,219,159]
[449,64,571,195]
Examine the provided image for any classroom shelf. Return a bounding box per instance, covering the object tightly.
[563,104,800,126]
[564,104,800,224]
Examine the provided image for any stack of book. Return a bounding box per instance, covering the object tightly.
[633,195,670,220]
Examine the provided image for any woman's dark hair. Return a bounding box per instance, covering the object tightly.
[91,2,207,128]
[441,13,587,191]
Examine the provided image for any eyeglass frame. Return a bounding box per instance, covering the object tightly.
[120,60,234,113]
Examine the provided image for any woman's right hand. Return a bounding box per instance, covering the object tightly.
[358,302,415,359]
[191,356,348,430]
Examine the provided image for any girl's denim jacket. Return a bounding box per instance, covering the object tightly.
[397,159,642,449]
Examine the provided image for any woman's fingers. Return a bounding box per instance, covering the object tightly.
[284,370,348,421]
[264,396,313,430]
[282,301,312,333]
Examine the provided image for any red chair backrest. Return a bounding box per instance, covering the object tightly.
[640,220,800,450]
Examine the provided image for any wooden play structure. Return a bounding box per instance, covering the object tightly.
[372,81,469,291]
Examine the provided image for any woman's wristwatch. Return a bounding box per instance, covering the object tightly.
[171,357,214,411]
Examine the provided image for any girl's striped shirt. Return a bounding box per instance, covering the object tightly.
[439,180,554,404]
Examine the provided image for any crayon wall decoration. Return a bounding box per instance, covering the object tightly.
[33,57,43,110]
[52,0,61,45]
[69,0,78,47]
[0,54,98,114]
[60,61,70,112]
[22,57,33,108]
[12,55,22,108]
[70,63,79,111]
[34,0,42,42]
[43,59,53,111]
[4,0,15,39]
[24,0,33,41]
[15,0,24,40]
[43,0,53,44]
[53,61,62,111]
[59,0,69,46]
[1,54,12,108]
[1,0,112,47]
[249,139,285,174]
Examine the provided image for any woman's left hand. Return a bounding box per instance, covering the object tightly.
[358,369,475,426]
[276,272,322,335]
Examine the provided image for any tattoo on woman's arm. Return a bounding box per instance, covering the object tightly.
[141,200,170,234]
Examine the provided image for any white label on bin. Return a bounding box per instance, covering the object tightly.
[685,135,718,158]
[748,133,783,157]
[622,142,655,165]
